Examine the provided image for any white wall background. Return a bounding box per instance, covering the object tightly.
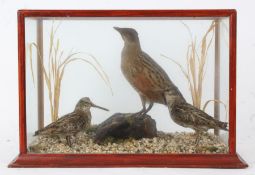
[0,0,254,175]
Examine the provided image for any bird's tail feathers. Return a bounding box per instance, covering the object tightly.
[34,130,39,136]
[34,129,43,136]
[217,121,228,131]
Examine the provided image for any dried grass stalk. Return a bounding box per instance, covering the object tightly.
[162,21,228,122]
[162,21,216,109]
[203,99,228,121]
[29,22,112,122]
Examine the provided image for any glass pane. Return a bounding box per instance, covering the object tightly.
[25,16,229,154]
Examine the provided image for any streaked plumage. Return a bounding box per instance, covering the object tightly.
[170,102,228,132]
[165,93,228,144]
[114,27,185,115]
[35,97,109,147]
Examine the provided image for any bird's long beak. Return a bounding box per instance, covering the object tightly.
[91,103,109,111]
[114,27,122,33]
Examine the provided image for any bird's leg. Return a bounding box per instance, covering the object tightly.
[195,131,201,146]
[135,106,146,116]
[66,135,72,147]
[141,102,154,116]
[135,95,147,117]
[57,135,64,144]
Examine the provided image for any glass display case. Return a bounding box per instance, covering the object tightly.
[9,10,247,168]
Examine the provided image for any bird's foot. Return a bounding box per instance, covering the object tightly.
[194,133,201,146]
[135,112,147,118]
[66,136,73,148]
[134,110,146,117]
[195,139,200,147]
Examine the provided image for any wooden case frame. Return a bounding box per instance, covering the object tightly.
[9,9,248,168]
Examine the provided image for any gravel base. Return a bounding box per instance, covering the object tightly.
[28,131,228,154]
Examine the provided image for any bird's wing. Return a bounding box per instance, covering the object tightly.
[139,52,174,89]
[35,112,78,135]
[139,52,184,97]
[174,103,216,129]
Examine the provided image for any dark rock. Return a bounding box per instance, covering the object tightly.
[94,113,157,144]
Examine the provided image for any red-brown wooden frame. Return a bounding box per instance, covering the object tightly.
[9,9,248,168]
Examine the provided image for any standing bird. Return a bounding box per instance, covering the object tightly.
[165,93,228,145]
[114,27,185,116]
[114,27,228,144]
[34,97,109,147]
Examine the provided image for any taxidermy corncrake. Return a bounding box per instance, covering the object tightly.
[35,97,109,147]
[114,27,228,144]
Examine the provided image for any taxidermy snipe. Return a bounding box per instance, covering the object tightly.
[34,97,109,147]
[165,93,228,145]
[114,27,228,144]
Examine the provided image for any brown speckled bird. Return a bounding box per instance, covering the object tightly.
[34,97,109,147]
[165,93,228,145]
[114,27,185,116]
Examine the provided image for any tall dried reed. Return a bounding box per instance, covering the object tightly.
[162,20,227,116]
[29,22,112,122]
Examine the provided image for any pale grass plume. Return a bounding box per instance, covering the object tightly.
[162,20,227,116]
[29,22,112,122]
